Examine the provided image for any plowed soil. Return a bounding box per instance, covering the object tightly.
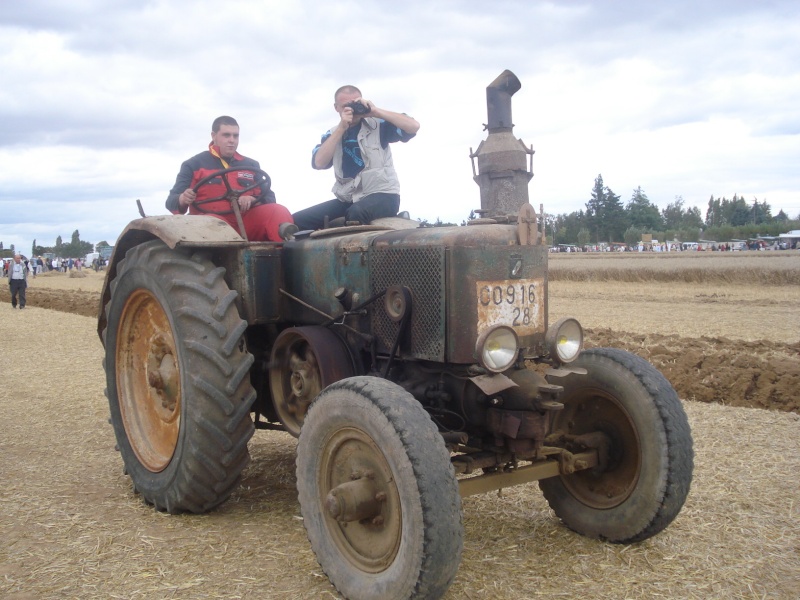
[5,261,798,413]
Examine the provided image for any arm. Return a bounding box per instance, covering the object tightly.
[368,105,420,135]
[358,97,419,135]
[313,128,345,170]
[250,162,276,204]
[165,161,196,214]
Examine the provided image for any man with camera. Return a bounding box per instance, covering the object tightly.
[292,85,419,231]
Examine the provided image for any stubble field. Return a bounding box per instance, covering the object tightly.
[1,251,798,599]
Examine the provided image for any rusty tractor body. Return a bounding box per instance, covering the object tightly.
[99,71,693,600]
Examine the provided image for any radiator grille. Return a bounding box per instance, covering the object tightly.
[370,247,445,361]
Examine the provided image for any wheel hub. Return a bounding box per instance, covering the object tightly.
[117,289,181,473]
[321,427,401,573]
[269,327,356,437]
[325,474,384,523]
[288,352,320,411]
[146,337,179,414]
[560,392,640,509]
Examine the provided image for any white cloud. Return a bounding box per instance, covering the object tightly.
[1,0,799,253]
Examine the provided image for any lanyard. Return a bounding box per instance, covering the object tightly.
[209,145,230,169]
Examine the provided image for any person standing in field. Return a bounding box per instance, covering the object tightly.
[7,254,27,309]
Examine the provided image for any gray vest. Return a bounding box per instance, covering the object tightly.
[332,118,401,203]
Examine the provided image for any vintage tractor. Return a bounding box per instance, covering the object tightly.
[98,70,693,600]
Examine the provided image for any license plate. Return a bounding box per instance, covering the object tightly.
[476,278,545,336]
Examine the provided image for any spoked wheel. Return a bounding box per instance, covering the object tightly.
[297,377,463,600]
[103,240,256,513]
[269,327,355,437]
[541,348,693,543]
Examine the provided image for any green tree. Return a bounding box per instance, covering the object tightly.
[662,196,702,231]
[705,195,722,227]
[683,205,703,230]
[577,227,591,247]
[752,199,772,224]
[58,230,93,258]
[626,186,663,231]
[624,226,643,247]
[662,196,684,230]
[586,174,628,243]
[728,195,752,226]
[552,210,588,246]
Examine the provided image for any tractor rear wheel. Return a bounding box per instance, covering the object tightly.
[103,240,255,513]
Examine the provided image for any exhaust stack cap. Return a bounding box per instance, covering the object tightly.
[471,69,535,218]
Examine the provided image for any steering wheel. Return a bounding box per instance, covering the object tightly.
[192,167,269,215]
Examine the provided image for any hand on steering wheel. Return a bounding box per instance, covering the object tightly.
[191,167,269,215]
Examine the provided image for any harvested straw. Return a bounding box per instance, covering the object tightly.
[1,308,798,599]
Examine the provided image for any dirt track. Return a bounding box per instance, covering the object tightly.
[0,255,800,600]
[1,258,799,598]
[1,303,798,599]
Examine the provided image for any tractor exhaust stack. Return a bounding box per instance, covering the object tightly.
[470,70,535,218]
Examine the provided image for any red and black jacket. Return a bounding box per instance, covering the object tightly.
[166,145,276,215]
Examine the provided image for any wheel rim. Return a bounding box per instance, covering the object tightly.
[560,388,641,509]
[319,426,402,573]
[269,328,355,437]
[116,288,181,472]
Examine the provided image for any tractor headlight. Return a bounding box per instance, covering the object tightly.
[546,317,583,364]
[476,326,519,373]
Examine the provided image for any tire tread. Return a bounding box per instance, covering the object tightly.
[103,240,255,514]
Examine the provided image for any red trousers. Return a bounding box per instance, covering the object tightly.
[198,203,293,241]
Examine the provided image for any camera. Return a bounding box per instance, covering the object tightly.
[345,101,370,115]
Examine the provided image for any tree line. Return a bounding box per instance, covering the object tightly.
[0,230,110,259]
[547,175,799,247]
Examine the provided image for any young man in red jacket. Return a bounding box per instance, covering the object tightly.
[166,116,297,241]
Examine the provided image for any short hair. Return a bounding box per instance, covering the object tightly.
[212,115,239,132]
[334,85,362,102]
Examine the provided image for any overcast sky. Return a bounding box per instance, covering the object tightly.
[2,0,799,253]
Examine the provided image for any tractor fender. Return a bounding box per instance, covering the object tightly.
[97,215,248,342]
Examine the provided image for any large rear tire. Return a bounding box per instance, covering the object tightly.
[297,377,463,600]
[103,240,255,513]
[541,348,693,543]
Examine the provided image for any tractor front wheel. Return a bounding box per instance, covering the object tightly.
[297,377,463,599]
[541,348,693,542]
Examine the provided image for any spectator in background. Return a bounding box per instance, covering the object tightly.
[7,254,27,309]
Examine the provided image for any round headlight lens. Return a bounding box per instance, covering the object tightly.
[476,326,519,373]
[546,317,583,364]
